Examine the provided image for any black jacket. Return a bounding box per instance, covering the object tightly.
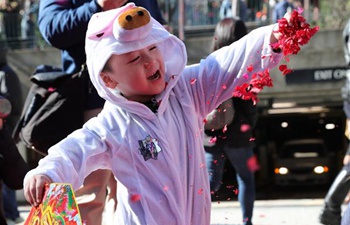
[0,125,29,224]
[0,63,23,135]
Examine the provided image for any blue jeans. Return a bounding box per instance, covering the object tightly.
[205,146,255,225]
[2,184,20,220]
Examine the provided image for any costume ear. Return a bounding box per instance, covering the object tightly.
[86,3,136,40]
[100,72,118,89]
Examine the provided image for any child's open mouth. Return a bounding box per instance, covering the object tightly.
[147,71,161,80]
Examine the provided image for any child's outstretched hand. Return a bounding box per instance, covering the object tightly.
[270,9,319,56]
[24,174,52,207]
[270,12,292,44]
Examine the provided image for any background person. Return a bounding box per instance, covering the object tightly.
[204,17,257,225]
[0,43,26,225]
[0,96,29,225]
[272,0,294,23]
[319,18,350,225]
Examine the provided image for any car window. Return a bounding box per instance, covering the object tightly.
[279,143,326,158]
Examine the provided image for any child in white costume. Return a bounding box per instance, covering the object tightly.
[24,3,285,224]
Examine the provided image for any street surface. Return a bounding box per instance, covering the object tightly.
[17,198,346,225]
[15,182,342,225]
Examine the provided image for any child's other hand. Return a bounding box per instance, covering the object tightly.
[270,12,292,44]
[24,174,52,207]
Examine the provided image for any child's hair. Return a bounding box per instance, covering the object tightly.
[211,17,248,52]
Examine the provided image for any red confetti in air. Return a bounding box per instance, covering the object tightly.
[222,84,227,89]
[163,185,169,191]
[130,194,141,202]
[222,124,228,133]
[234,188,239,195]
[240,124,251,132]
[247,64,254,72]
[271,9,319,56]
[48,87,56,92]
[279,64,293,75]
[190,78,197,84]
[198,188,204,195]
[233,10,318,103]
[209,136,217,144]
[247,155,260,172]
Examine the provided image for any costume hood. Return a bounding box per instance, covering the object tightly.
[85,3,187,115]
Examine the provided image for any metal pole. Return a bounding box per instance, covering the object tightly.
[231,0,239,17]
[304,0,310,22]
[178,0,185,40]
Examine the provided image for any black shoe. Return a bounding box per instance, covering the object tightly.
[319,208,341,225]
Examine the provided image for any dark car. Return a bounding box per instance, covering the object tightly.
[273,139,331,186]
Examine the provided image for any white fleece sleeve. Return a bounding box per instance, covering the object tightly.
[184,24,283,118]
[23,123,113,190]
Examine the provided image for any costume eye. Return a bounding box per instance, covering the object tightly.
[128,56,140,63]
[149,46,157,51]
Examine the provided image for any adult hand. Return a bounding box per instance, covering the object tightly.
[24,174,52,207]
[97,0,127,11]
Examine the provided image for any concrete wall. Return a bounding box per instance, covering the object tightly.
[8,27,345,102]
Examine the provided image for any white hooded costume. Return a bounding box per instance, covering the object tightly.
[24,3,282,224]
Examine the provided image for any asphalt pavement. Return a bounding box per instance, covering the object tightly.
[17,198,344,225]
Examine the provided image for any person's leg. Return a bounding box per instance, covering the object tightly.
[319,163,350,225]
[225,146,255,225]
[341,202,350,225]
[205,146,225,193]
[2,184,20,220]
